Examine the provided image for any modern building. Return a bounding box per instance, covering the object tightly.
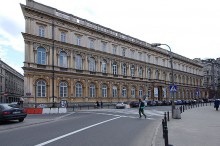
[0,59,24,103]
[21,0,206,104]
[197,58,220,98]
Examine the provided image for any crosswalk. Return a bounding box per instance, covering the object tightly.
[79,108,166,120]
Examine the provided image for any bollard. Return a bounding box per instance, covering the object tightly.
[73,106,74,111]
[180,106,182,113]
[88,105,89,110]
[164,112,167,123]
[162,119,165,138]
[183,106,184,112]
[80,105,81,110]
[164,126,169,146]
[167,111,170,121]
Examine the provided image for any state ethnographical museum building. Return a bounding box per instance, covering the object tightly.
[21,0,207,104]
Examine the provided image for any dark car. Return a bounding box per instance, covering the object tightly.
[0,103,27,122]
[130,101,139,108]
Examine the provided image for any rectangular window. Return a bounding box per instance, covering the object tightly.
[77,36,81,46]
[61,32,66,42]
[139,52,142,60]
[38,26,45,37]
[112,45,117,54]
[102,42,107,52]
[122,48,126,57]
[89,39,94,49]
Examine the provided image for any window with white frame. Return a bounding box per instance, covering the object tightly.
[112,62,117,75]
[38,26,45,37]
[122,87,127,97]
[101,60,107,73]
[77,36,81,46]
[163,87,166,98]
[139,87,143,97]
[37,80,46,97]
[75,55,82,70]
[89,57,96,72]
[89,83,96,97]
[122,64,127,76]
[89,39,95,49]
[61,32,66,42]
[76,82,82,97]
[102,42,107,52]
[59,51,67,68]
[131,87,135,98]
[59,82,68,97]
[112,45,117,54]
[131,65,135,77]
[112,86,117,97]
[139,67,143,77]
[102,84,107,97]
[37,47,46,65]
[122,48,126,57]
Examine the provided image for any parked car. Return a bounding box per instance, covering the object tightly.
[147,100,157,106]
[0,103,27,122]
[115,102,129,109]
[129,101,139,108]
[8,102,19,108]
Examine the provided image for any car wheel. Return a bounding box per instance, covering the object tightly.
[19,118,24,122]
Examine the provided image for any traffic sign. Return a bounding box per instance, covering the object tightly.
[170,85,177,92]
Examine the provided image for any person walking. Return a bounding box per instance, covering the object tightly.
[100,101,103,108]
[139,99,146,118]
[214,99,220,111]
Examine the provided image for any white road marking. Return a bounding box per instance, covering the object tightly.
[35,116,121,146]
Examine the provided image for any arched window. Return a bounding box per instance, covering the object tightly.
[59,51,67,68]
[89,83,96,97]
[139,87,143,97]
[112,86,117,97]
[76,82,82,97]
[102,84,107,97]
[36,80,46,97]
[131,87,135,98]
[59,82,68,97]
[101,60,107,73]
[89,57,96,72]
[112,62,117,75]
[139,67,143,77]
[122,63,127,76]
[75,55,82,70]
[131,65,135,77]
[37,47,46,65]
[122,87,127,97]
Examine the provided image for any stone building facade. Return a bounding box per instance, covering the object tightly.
[198,58,220,98]
[0,59,24,103]
[21,0,206,104]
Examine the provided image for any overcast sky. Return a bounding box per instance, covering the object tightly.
[0,0,220,74]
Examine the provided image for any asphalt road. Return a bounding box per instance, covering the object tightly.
[0,106,171,146]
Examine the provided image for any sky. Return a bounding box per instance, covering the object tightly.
[0,0,220,75]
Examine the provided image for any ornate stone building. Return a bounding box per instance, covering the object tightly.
[0,59,24,103]
[21,0,206,104]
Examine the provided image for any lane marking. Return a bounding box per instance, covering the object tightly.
[35,116,121,146]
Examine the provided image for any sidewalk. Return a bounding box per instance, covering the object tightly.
[155,105,220,146]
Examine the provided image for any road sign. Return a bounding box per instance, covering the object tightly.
[170,85,177,92]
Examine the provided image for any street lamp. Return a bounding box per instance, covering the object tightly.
[151,43,175,118]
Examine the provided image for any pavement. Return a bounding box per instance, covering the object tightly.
[154,104,220,146]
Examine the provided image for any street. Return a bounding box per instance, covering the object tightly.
[0,106,171,146]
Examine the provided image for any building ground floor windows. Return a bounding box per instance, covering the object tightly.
[23,73,208,104]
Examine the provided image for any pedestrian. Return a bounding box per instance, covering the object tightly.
[100,101,103,108]
[214,99,220,111]
[139,99,146,118]
[19,97,24,108]
[96,101,100,108]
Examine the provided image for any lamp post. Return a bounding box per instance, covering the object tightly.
[151,43,175,118]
